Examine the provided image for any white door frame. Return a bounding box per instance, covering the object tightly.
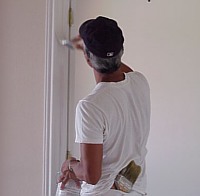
[43,0,54,195]
[43,0,74,195]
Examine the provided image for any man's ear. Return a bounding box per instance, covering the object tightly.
[84,52,93,68]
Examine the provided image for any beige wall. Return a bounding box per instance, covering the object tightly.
[0,0,46,195]
[1,0,199,195]
[71,0,200,195]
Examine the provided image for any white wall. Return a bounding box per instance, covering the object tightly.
[0,0,46,195]
[70,0,200,195]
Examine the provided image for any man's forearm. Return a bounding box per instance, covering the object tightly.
[60,144,102,186]
[70,159,99,184]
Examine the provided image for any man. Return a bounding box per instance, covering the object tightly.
[59,16,151,196]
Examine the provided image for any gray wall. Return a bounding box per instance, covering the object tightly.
[0,0,199,195]
[0,0,46,195]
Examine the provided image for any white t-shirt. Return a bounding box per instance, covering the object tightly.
[75,71,151,196]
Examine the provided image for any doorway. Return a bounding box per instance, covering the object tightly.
[44,0,75,195]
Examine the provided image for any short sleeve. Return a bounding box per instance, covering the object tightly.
[75,100,105,144]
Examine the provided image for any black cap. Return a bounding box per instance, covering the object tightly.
[79,16,124,58]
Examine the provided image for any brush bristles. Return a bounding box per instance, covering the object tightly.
[119,160,141,184]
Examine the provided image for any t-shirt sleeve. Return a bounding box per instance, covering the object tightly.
[75,100,105,144]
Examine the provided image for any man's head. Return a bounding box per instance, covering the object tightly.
[79,16,124,74]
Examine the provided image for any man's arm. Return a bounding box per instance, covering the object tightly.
[60,143,103,188]
[73,144,103,184]
[70,36,133,74]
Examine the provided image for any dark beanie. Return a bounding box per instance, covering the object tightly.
[79,16,124,58]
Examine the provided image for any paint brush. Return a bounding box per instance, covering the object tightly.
[60,40,74,49]
[114,160,141,193]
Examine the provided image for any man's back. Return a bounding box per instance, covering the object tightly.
[75,71,151,195]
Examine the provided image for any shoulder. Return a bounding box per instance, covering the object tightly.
[126,71,150,92]
[76,99,103,116]
[127,71,149,82]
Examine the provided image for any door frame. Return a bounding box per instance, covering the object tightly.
[43,0,74,195]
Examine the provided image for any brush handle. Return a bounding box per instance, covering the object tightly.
[60,40,74,49]
[114,160,141,193]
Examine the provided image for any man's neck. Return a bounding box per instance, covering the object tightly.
[94,69,125,84]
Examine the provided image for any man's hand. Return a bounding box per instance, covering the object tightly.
[71,35,84,51]
[58,144,103,188]
[58,157,81,190]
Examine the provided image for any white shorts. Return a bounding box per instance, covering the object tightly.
[56,182,146,196]
[104,189,146,196]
